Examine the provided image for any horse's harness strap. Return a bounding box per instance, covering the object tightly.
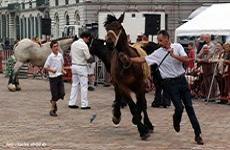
[107,29,122,47]
[122,60,132,69]
[117,51,132,69]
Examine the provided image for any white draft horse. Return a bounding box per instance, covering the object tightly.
[104,13,154,140]
[8,37,75,91]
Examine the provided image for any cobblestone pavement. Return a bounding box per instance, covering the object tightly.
[0,74,230,150]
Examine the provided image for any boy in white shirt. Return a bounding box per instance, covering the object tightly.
[44,40,66,117]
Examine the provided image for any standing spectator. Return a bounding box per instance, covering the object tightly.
[44,40,66,117]
[222,42,230,99]
[203,34,215,54]
[68,31,94,109]
[197,44,218,98]
[196,34,206,54]
[130,30,204,145]
[186,42,196,71]
[213,42,225,101]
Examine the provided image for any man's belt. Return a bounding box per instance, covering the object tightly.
[72,63,87,66]
[163,73,185,81]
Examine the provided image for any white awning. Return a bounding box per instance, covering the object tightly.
[175,3,230,39]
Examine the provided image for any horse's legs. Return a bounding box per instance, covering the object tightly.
[119,89,150,140]
[126,95,150,140]
[112,85,122,125]
[14,61,24,90]
[136,91,154,132]
[8,61,23,91]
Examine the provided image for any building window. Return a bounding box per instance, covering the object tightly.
[35,17,39,37]
[2,15,6,39]
[24,18,27,38]
[29,0,32,8]
[16,16,20,40]
[54,13,59,38]
[0,15,2,40]
[55,0,59,6]
[21,2,25,9]
[66,14,69,25]
[20,18,24,39]
[74,11,80,25]
[76,0,79,3]
[28,18,31,38]
[65,0,69,5]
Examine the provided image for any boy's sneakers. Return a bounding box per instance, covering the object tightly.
[49,110,57,117]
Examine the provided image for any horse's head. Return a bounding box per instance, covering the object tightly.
[104,13,127,50]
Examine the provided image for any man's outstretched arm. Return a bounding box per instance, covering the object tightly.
[130,56,146,63]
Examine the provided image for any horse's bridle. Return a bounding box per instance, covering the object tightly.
[106,29,122,48]
[106,27,132,69]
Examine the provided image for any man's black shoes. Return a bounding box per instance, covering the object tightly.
[68,105,79,109]
[173,114,180,132]
[81,106,91,110]
[195,135,204,145]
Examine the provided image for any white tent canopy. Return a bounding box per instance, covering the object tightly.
[175,3,230,40]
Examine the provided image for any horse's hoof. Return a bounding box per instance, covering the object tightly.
[141,132,151,140]
[8,84,16,92]
[113,124,120,128]
[149,125,154,133]
[112,116,121,125]
[16,86,21,91]
[148,129,154,134]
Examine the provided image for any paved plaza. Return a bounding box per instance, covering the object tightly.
[0,74,230,150]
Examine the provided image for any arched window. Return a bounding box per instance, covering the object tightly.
[44,11,50,18]
[35,17,38,37]
[54,13,59,38]
[20,17,24,39]
[0,14,1,40]
[31,16,35,38]
[24,17,27,38]
[74,10,80,25]
[55,0,59,6]
[64,12,70,25]
[28,17,31,38]
[6,14,9,38]
[15,16,20,40]
[37,14,41,38]
[1,14,6,40]
[65,0,69,5]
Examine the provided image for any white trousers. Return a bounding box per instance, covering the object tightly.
[69,65,89,107]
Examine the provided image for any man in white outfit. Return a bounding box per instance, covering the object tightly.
[68,31,94,109]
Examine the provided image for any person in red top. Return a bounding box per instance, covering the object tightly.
[187,42,195,70]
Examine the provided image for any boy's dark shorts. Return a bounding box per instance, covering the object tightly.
[49,75,65,101]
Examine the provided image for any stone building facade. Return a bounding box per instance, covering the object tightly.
[0,0,229,44]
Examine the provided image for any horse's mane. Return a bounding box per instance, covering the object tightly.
[104,14,118,27]
[90,38,112,71]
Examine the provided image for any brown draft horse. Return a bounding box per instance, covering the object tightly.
[104,13,153,140]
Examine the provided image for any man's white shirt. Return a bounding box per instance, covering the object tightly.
[70,38,91,65]
[145,43,187,79]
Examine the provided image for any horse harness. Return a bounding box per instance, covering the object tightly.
[106,29,133,70]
